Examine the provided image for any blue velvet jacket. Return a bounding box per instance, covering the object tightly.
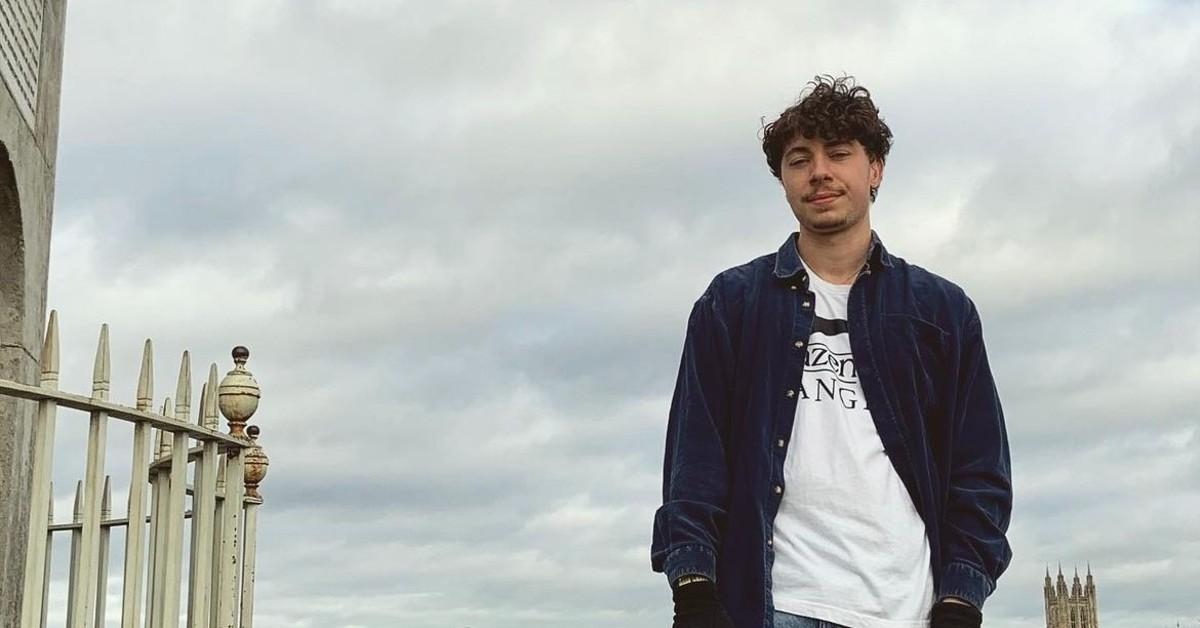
[651,232,1012,628]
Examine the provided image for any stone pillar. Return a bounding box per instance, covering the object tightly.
[0,1,68,624]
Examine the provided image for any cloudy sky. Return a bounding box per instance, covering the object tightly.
[35,1,1199,627]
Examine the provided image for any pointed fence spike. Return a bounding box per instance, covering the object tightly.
[155,428,169,460]
[72,480,84,524]
[92,323,112,400]
[205,363,220,430]
[160,398,174,456]
[41,310,60,386]
[137,339,155,411]
[175,350,192,420]
[197,383,208,426]
[101,476,113,518]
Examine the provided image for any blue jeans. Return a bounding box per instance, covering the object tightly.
[773,611,849,628]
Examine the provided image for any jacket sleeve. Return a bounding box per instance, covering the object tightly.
[938,305,1013,609]
[650,281,736,585]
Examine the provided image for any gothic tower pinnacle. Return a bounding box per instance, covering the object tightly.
[1045,564,1100,628]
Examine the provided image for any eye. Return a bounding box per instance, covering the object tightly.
[831,151,850,159]
[788,158,809,167]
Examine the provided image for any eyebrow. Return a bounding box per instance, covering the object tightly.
[785,141,852,157]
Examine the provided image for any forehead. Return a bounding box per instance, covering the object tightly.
[783,135,858,153]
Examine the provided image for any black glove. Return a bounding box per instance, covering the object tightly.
[671,580,735,628]
[931,600,983,628]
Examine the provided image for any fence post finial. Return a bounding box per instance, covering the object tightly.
[101,476,112,518]
[197,382,208,425]
[154,429,167,461]
[204,363,220,430]
[162,398,175,459]
[175,350,192,421]
[72,480,84,524]
[137,339,155,411]
[218,346,260,439]
[215,454,226,492]
[244,425,269,500]
[41,310,60,388]
[92,323,111,400]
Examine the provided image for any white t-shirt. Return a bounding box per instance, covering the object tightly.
[771,261,934,628]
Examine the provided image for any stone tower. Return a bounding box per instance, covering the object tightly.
[1045,565,1099,628]
[0,0,69,623]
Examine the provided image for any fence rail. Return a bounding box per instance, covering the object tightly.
[5,311,270,628]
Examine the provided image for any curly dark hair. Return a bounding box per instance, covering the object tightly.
[762,75,893,201]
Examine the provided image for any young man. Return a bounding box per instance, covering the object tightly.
[651,76,1012,628]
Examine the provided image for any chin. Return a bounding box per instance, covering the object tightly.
[804,207,869,234]
[802,216,851,234]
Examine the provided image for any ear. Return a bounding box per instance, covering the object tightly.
[869,158,884,188]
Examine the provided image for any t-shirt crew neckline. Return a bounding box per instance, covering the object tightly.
[799,258,856,292]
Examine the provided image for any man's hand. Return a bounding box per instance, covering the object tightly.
[672,579,735,628]
[931,598,982,628]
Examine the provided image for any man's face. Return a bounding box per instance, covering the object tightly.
[779,135,883,235]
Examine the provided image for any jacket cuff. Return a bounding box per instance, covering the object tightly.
[938,561,995,610]
[663,544,717,585]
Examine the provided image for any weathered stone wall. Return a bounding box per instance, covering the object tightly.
[0,1,66,624]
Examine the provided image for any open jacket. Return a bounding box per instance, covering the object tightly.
[651,232,1012,628]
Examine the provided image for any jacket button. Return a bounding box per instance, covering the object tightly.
[790,285,798,290]
[785,389,795,398]
[777,439,785,448]
[793,340,804,349]
[801,300,812,309]
[774,485,783,494]
[767,538,773,547]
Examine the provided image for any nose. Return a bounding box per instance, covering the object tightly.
[808,153,832,183]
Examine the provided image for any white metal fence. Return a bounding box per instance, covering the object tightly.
[2,311,270,628]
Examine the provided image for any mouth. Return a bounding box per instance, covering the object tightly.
[807,192,842,205]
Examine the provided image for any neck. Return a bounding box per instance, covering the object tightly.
[795,221,872,285]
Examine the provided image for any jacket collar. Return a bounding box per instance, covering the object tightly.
[773,229,894,281]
